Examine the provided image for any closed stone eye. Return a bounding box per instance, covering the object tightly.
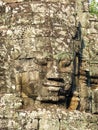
[39,60,47,66]
[59,60,71,68]
[34,59,47,66]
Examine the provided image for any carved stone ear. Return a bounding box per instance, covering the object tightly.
[20,72,34,97]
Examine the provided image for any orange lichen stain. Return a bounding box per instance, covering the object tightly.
[68,91,80,110]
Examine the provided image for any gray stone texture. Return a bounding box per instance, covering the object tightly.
[0,0,98,130]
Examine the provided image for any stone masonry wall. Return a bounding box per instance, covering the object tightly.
[76,0,98,113]
[0,0,98,130]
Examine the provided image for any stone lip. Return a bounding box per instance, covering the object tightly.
[43,80,65,87]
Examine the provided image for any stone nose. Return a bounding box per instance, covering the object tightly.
[46,60,59,79]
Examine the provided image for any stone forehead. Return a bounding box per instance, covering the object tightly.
[5,0,75,59]
[22,26,73,54]
[10,25,73,59]
[23,36,72,57]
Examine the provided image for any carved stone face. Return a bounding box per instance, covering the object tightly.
[8,1,76,103]
[15,36,74,102]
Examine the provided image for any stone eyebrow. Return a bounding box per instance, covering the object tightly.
[53,52,73,60]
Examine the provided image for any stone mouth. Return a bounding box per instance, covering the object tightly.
[43,79,65,87]
[43,78,65,87]
[47,78,64,83]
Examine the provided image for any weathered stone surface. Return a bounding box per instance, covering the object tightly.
[3,0,76,103]
[0,0,98,129]
[1,108,97,130]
